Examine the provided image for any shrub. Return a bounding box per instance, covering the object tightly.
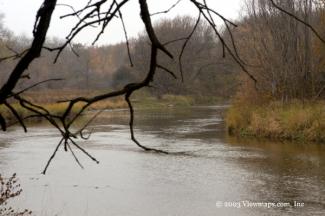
[0,173,32,216]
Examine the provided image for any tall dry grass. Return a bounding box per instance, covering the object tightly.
[226,100,325,142]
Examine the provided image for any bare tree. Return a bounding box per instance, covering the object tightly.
[0,0,323,174]
[234,0,325,102]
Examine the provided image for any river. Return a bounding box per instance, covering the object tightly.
[0,106,324,216]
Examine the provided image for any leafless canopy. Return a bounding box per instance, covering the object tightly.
[0,0,323,174]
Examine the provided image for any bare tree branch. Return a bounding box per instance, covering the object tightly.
[269,0,325,44]
[151,0,182,16]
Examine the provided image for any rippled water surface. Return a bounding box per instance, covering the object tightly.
[0,106,325,215]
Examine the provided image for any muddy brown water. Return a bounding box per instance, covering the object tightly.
[0,106,324,216]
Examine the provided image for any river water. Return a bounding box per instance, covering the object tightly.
[0,106,324,216]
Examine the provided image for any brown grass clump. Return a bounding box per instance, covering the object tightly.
[226,99,325,142]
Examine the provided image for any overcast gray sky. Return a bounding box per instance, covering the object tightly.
[0,0,245,45]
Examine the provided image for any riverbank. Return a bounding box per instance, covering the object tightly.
[226,100,325,142]
[1,90,222,124]
[0,96,128,123]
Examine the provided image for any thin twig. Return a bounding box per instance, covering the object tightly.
[42,138,64,174]
[151,0,182,16]
[67,143,84,169]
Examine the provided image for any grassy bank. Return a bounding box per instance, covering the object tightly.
[0,99,127,123]
[226,100,325,142]
[1,90,220,124]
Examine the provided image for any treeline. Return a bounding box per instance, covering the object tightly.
[0,15,238,100]
[0,26,127,90]
[119,16,238,99]
[233,0,325,103]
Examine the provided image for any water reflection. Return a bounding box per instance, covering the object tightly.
[0,106,324,216]
[226,136,325,213]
